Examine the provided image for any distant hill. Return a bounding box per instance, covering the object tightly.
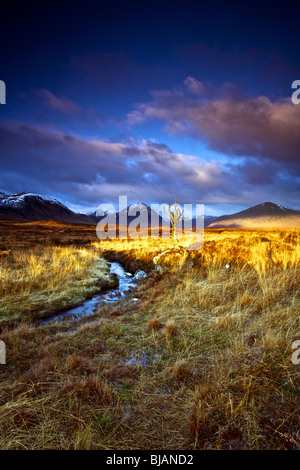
[0,192,98,224]
[93,203,217,228]
[207,202,300,228]
[91,202,165,227]
[118,203,166,227]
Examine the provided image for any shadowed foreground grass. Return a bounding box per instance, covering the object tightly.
[0,227,299,449]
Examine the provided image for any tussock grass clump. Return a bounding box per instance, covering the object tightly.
[61,376,114,405]
[163,320,178,337]
[146,318,164,331]
[65,354,94,374]
[171,360,192,382]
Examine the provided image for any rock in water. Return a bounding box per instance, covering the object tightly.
[134,270,147,279]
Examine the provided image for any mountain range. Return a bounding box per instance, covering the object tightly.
[0,192,299,228]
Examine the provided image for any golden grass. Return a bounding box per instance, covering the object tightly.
[0,226,299,449]
[0,246,114,326]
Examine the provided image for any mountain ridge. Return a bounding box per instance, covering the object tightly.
[207,202,300,228]
[1,193,299,228]
[0,192,98,224]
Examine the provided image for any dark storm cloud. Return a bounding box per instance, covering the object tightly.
[127,78,300,173]
[21,89,110,133]
[34,89,82,114]
[235,159,283,186]
[1,119,300,211]
[0,120,242,205]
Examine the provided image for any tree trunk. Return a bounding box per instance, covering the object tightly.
[173,224,178,242]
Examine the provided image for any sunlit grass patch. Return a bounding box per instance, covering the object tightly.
[0,246,113,326]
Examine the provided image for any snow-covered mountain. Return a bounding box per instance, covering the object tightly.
[0,192,66,210]
[92,202,167,227]
[118,203,167,227]
[0,192,98,224]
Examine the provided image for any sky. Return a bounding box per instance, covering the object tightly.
[0,0,299,216]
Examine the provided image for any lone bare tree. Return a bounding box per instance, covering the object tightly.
[163,199,187,242]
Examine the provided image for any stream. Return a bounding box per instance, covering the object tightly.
[42,261,138,324]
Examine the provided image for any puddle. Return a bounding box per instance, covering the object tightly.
[42,261,138,324]
[125,352,162,369]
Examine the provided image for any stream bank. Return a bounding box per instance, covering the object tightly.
[42,262,145,324]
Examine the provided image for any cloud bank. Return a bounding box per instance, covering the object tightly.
[1,114,299,212]
[127,78,300,173]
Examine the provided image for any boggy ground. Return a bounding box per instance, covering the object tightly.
[0,220,117,327]
[0,222,299,449]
